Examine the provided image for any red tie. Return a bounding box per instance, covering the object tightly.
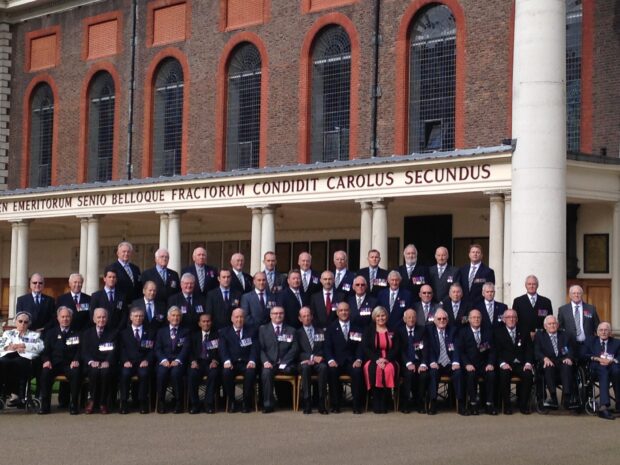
[325,292,332,316]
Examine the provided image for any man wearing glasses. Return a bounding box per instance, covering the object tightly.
[16,273,55,332]
[377,271,413,330]
[348,276,378,329]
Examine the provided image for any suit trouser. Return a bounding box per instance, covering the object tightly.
[120,364,152,403]
[299,362,328,402]
[261,365,296,409]
[156,364,185,408]
[499,364,533,410]
[541,360,573,396]
[590,363,620,408]
[464,366,495,405]
[328,363,363,410]
[86,365,113,407]
[400,365,429,407]
[222,362,256,409]
[40,363,81,408]
[0,354,33,397]
[429,364,463,401]
[188,361,220,408]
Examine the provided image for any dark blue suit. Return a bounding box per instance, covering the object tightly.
[334,269,355,297]
[241,289,276,329]
[16,293,55,332]
[472,299,507,330]
[397,325,429,411]
[585,336,620,408]
[397,264,429,303]
[348,294,378,329]
[90,288,128,331]
[119,325,156,407]
[277,287,308,329]
[108,260,142,303]
[218,325,258,411]
[377,288,413,330]
[141,266,181,304]
[205,287,241,330]
[56,292,92,331]
[181,264,219,296]
[188,330,221,411]
[167,292,207,330]
[155,325,190,411]
[458,325,496,407]
[309,289,343,329]
[458,262,495,303]
[427,325,463,402]
[357,267,389,297]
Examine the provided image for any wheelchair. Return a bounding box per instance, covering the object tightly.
[533,361,585,414]
[0,375,41,413]
[579,362,618,416]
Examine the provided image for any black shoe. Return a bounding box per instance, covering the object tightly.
[174,406,184,414]
[189,406,200,414]
[428,401,437,415]
[469,404,479,416]
[504,408,513,415]
[228,402,238,413]
[485,405,498,415]
[70,404,79,415]
[331,407,341,414]
[38,407,50,415]
[303,407,312,414]
[242,407,252,413]
[400,408,411,414]
[319,407,328,415]
[458,404,469,416]
[519,407,531,415]
[263,406,274,414]
[140,407,149,414]
[598,409,615,420]
[352,408,362,414]
[119,402,129,414]
[543,397,559,409]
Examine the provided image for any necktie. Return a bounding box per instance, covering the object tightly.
[370,269,376,290]
[237,272,245,290]
[357,296,363,308]
[530,295,536,307]
[268,271,274,290]
[73,294,79,306]
[275,326,281,337]
[487,302,494,322]
[295,291,302,306]
[509,329,516,344]
[389,292,396,310]
[468,265,477,290]
[171,327,177,350]
[159,268,167,282]
[108,290,114,302]
[198,267,206,291]
[202,333,209,356]
[224,290,229,304]
[259,291,265,307]
[407,266,413,279]
[335,272,342,288]
[438,265,445,278]
[342,323,349,340]
[574,305,583,340]
[453,302,459,318]
[474,330,481,346]
[302,273,309,292]
[62,329,68,336]
[438,330,450,366]
[424,303,430,319]
[187,295,192,307]
[307,327,314,350]
[325,292,332,315]
[602,340,607,354]
[134,328,140,342]
[124,263,134,283]
[35,295,40,306]
[550,334,558,356]
[408,329,415,359]
[146,302,153,321]
[236,329,241,340]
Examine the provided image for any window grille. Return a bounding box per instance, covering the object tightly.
[566,0,582,152]
[87,72,115,182]
[29,83,54,187]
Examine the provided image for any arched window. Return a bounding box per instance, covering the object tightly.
[29,83,54,187]
[226,43,261,170]
[152,58,184,177]
[87,72,115,182]
[408,4,456,153]
[310,25,351,162]
[566,0,582,152]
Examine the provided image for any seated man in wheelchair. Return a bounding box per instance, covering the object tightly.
[0,311,44,407]
[534,315,575,409]
[585,321,620,420]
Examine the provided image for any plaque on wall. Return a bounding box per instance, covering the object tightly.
[584,234,609,274]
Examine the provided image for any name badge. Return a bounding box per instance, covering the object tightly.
[208,270,215,278]
[359,307,371,317]
[537,309,548,317]
[205,339,219,350]
[116,301,123,310]
[240,337,253,347]
[461,316,469,324]
[195,305,204,314]
[342,283,351,292]
[278,363,287,370]
[66,336,80,346]
[277,334,293,343]
[313,333,325,342]
[99,342,114,352]
[349,331,362,342]
[517,339,522,347]
[141,340,154,349]
[78,303,89,312]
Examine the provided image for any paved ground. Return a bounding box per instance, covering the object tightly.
[1,408,619,465]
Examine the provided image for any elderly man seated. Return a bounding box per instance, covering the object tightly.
[585,322,620,420]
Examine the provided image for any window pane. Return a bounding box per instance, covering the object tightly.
[566,0,582,153]
[153,58,184,177]
[311,25,351,163]
[408,5,456,154]
[29,83,54,188]
[87,72,115,182]
[226,43,261,170]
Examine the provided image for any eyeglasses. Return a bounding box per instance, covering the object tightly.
[435,317,447,321]
[354,283,366,286]
[16,319,28,324]
[31,282,43,285]
[421,292,432,295]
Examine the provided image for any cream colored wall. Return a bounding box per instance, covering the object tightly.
[576,203,613,279]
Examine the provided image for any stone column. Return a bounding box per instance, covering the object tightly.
[158,212,169,250]
[261,206,276,261]
[488,193,505,302]
[8,220,19,320]
[371,199,388,266]
[85,216,100,295]
[511,0,566,307]
[167,211,182,274]
[357,201,373,269]
[14,221,30,315]
[612,202,620,329]
[249,207,263,275]
[78,217,89,278]
[503,193,512,304]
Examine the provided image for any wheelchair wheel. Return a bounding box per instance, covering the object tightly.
[0,398,4,410]
[584,395,598,415]
[25,397,41,413]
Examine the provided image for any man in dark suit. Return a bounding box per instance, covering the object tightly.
[428,246,459,305]
[206,269,241,331]
[82,307,117,414]
[181,246,219,297]
[131,280,166,332]
[494,309,534,414]
[357,249,389,298]
[309,270,343,330]
[324,302,364,414]
[38,306,81,415]
[263,251,287,295]
[397,243,429,303]
[348,275,378,329]
[16,272,55,332]
[558,284,600,347]
[297,251,322,299]
[119,307,156,414]
[188,313,220,414]
[168,273,207,330]
[56,273,92,331]
[277,270,308,329]
[140,248,181,304]
[427,309,466,415]
[259,306,298,413]
[107,241,142,303]
[90,267,128,331]
[218,308,258,413]
[412,284,438,328]
[443,283,472,331]
[377,271,413,330]
[458,309,497,415]
[512,274,554,339]
[458,243,495,304]
[534,315,575,410]
[241,271,275,329]
[585,322,620,420]
[297,307,328,414]
[154,306,190,413]
[230,252,253,294]
[474,282,508,330]
[397,309,429,413]
[333,250,355,297]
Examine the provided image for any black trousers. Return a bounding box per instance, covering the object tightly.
[400,365,429,407]
[328,363,364,410]
[464,366,496,405]
[540,359,573,396]
[299,362,328,402]
[261,364,297,409]
[86,364,113,407]
[222,361,256,410]
[499,364,533,410]
[120,363,153,403]
[188,361,221,408]
[40,362,81,408]
[0,354,33,397]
